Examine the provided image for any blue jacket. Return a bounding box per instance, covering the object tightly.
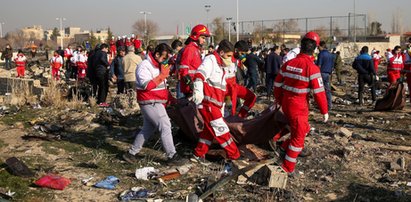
[110,56,124,80]
[265,52,282,75]
[352,53,375,75]
[244,53,264,74]
[316,50,334,74]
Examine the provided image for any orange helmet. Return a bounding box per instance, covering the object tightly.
[303,32,320,46]
[190,24,210,40]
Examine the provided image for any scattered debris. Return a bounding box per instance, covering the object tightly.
[5,157,35,178]
[135,167,158,181]
[34,174,71,190]
[94,176,120,190]
[0,188,15,200]
[339,127,353,138]
[119,187,151,201]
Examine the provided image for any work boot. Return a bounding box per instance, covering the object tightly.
[298,148,312,157]
[167,154,189,166]
[122,152,139,164]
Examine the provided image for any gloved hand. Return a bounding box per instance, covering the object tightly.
[160,64,170,78]
[323,113,329,123]
[153,64,170,85]
[192,79,204,105]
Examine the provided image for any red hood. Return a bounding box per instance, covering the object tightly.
[148,52,160,68]
[213,51,223,66]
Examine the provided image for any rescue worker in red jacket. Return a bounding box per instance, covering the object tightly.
[75,49,88,80]
[125,37,132,48]
[50,51,63,80]
[179,24,210,97]
[131,34,142,51]
[223,40,257,118]
[64,45,74,75]
[404,45,411,103]
[192,40,241,161]
[372,50,381,74]
[274,32,329,173]
[122,43,187,166]
[109,36,117,59]
[14,50,27,78]
[116,36,124,48]
[387,46,404,85]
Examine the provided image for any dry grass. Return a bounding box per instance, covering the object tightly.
[9,79,37,107]
[66,84,84,110]
[41,79,66,109]
[88,96,97,108]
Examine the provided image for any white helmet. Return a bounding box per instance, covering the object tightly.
[131,34,135,38]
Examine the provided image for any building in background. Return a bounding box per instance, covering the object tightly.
[21,25,44,40]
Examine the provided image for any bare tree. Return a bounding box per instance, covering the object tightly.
[211,17,226,44]
[5,30,27,49]
[132,19,159,47]
[311,26,329,42]
[333,26,343,37]
[273,19,300,34]
[369,21,383,36]
[391,9,404,34]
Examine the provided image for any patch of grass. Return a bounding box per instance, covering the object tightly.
[0,107,39,128]
[40,142,60,155]
[0,139,7,149]
[0,164,31,200]
[49,141,82,154]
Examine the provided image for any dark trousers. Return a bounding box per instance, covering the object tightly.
[125,81,136,91]
[117,79,125,94]
[4,58,11,70]
[358,74,376,105]
[96,71,109,104]
[71,66,78,79]
[266,73,276,96]
[321,73,332,110]
[246,71,258,91]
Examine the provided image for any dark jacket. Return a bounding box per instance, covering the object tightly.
[1,48,13,60]
[110,56,124,80]
[244,53,264,74]
[93,50,110,74]
[265,52,282,75]
[334,54,343,69]
[352,53,376,75]
[316,49,334,74]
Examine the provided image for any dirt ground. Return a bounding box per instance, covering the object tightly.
[0,62,410,202]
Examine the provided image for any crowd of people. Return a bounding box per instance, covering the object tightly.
[1,24,411,174]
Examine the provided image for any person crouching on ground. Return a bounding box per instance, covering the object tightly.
[50,51,63,80]
[191,39,241,162]
[123,43,187,166]
[14,50,27,78]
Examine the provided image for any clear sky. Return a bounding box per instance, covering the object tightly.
[0,0,410,36]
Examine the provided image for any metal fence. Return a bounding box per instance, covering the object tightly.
[219,14,367,44]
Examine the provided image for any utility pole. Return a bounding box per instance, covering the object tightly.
[0,22,4,38]
[353,0,356,43]
[226,17,232,42]
[139,11,152,47]
[205,4,211,28]
[56,17,66,49]
[236,0,239,41]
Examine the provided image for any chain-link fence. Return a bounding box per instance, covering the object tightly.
[219,14,367,44]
